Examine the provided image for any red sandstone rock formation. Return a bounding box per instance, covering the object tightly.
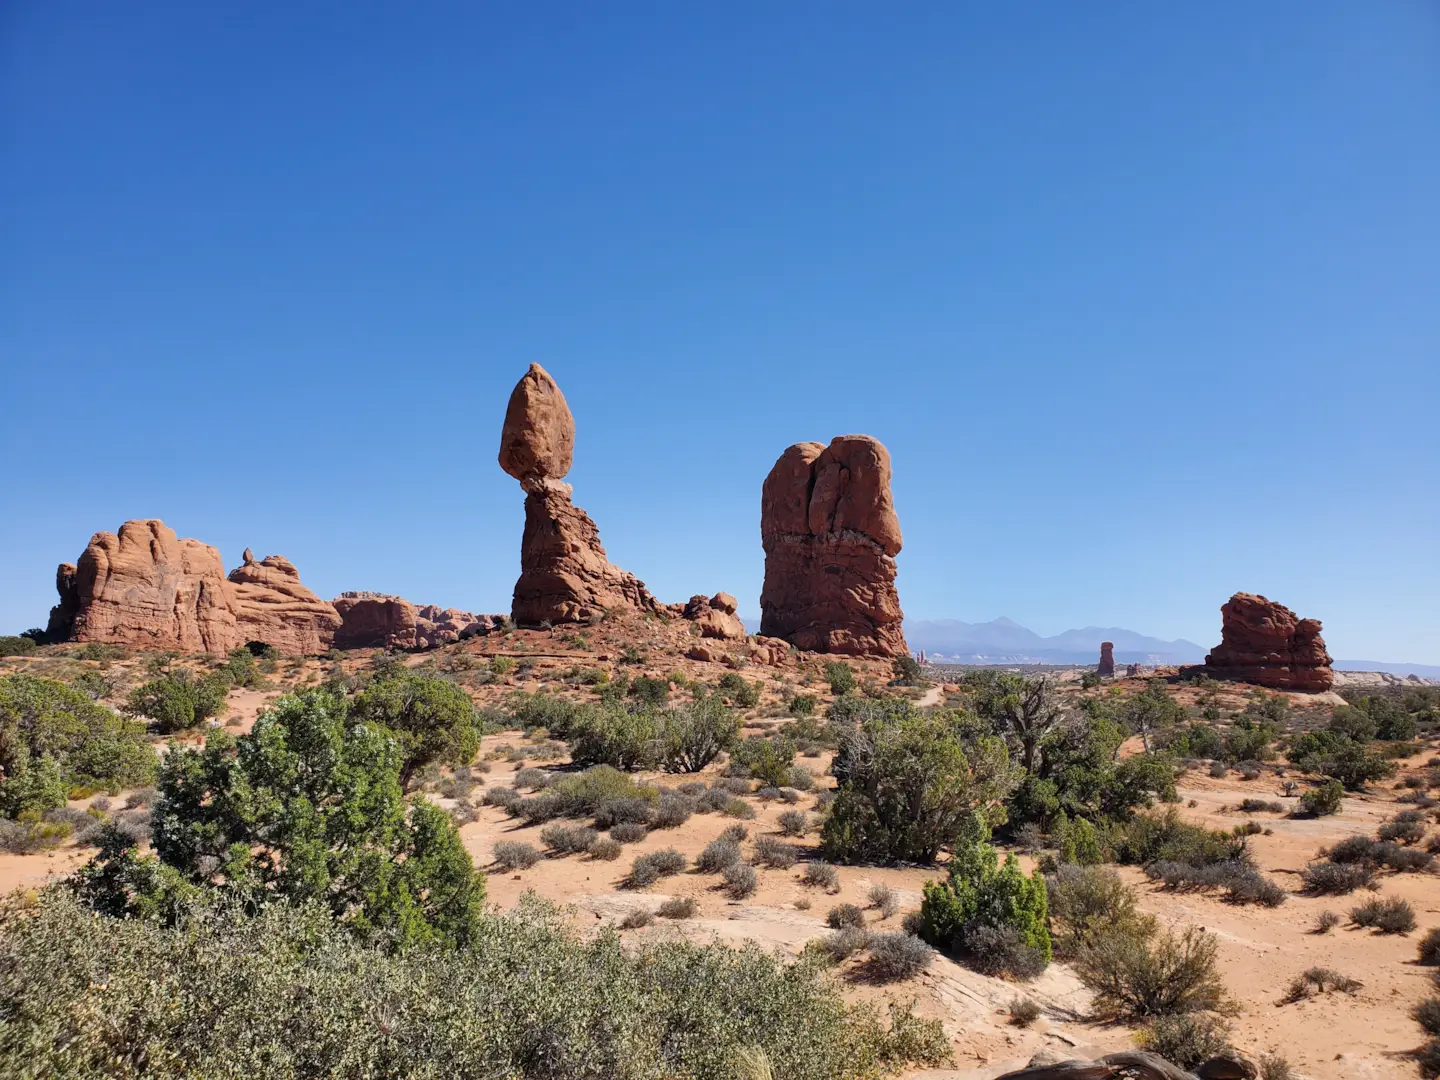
[1203,592,1334,692]
[53,520,241,652]
[333,592,499,650]
[499,364,660,625]
[47,520,339,655]
[759,435,906,657]
[226,551,341,655]
[682,592,746,641]
[1098,641,1115,677]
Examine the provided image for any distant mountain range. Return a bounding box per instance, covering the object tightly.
[904,618,1207,666]
[737,615,1440,677]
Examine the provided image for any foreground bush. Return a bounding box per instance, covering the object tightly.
[124,670,229,734]
[0,891,952,1080]
[1045,863,1156,957]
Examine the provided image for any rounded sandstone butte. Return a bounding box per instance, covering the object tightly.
[498,363,575,486]
[681,592,746,641]
[60,519,241,653]
[759,434,906,658]
[226,552,342,655]
[1203,592,1335,692]
[1098,641,1115,677]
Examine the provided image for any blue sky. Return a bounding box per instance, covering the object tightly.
[2,3,1437,662]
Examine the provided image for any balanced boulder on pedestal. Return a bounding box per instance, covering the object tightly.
[498,364,659,625]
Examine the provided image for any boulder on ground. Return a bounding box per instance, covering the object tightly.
[681,593,746,641]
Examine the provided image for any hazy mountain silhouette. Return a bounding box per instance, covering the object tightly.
[902,618,1206,665]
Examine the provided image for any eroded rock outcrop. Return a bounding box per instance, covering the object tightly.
[682,592,746,641]
[1203,592,1334,691]
[499,364,659,625]
[759,435,906,657]
[333,592,499,650]
[52,520,241,653]
[226,550,341,655]
[1098,641,1115,677]
[48,520,339,655]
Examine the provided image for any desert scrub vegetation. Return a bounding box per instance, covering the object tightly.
[492,840,542,871]
[918,833,1050,976]
[722,861,758,899]
[0,674,156,817]
[1140,1013,1234,1071]
[752,836,797,869]
[696,837,742,873]
[1045,863,1156,958]
[351,671,484,788]
[826,903,866,930]
[1143,859,1286,907]
[1296,779,1344,817]
[124,669,230,734]
[822,701,1017,864]
[868,882,899,919]
[777,809,809,836]
[864,931,935,981]
[1008,997,1042,1027]
[1074,923,1228,1019]
[801,861,840,891]
[625,849,687,889]
[1283,967,1362,1002]
[1420,927,1440,965]
[1350,895,1417,934]
[0,890,952,1079]
[73,689,486,950]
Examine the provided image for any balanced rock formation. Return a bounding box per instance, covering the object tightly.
[226,550,341,655]
[1203,592,1334,692]
[682,592,746,641]
[1098,641,1115,677]
[47,520,339,655]
[759,435,906,657]
[499,364,660,625]
[333,592,499,650]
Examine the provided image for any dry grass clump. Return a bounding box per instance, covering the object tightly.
[539,823,597,855]
[484,785,522,810]
[619,908,654,930]
[801,862,840,892]
[865,932,935,980]
[1074,925,1227,1018]
[1351,895,1417,934]
[752,836,797,869]
[1142,1014,1233,1071]
[609,822,648,844]
[491,840,541,871]
[626,849,687,889]
[588,836,623,861]
[658,896,698,919]
[1237,798,1285,814]
[1259,1054,1296,1080]
[1301,860,1376,895]
[820,926,871,963]
[1313,910,1342,934]
[1008,997,1042,1027]
[777,810,809,837]
[826,903,865,930]
[1284,967,1362,1002]
[867,883,899,919]
[722,861,758,899]
[696,837,742,873]
[1420,927,1440,965]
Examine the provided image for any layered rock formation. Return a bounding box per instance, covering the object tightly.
[1098,641,1115,677]
[47,520,338,655]
[681,592,746,641]
[759,435,906,657]
[1203,592,1334,691]
[226,550,341,655]
[333,592,499,650]
[499,364,660,625]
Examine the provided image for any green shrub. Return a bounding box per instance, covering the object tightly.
[0,889,951,1079]
[728,735,796,788]
[1297,779,1344,817]
[919,838,1050,972]
[1052,811,1104,866]
[79,689,484,949]
[659,699,740,772]
[124,671,229,734]
[1074,924,1227,1018]
[788,693,817,718]
[351,674,483,788]
[0,674,155,815]
[822,708,1017,865]
[0,635,38,657]
[825,662,856,696]
[1112,808,1245,868]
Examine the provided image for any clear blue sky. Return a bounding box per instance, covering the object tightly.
[3,3,1437,662]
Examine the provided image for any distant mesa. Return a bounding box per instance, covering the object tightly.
[759,435,906,657]
[1097,641,1115,677]
[498,363,662,626]
[46,519,339,655]
[333,592,500,651]
[1203,592,1334,692]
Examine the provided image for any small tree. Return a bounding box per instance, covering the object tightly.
[973,673,1065,776]
[825,662,856,696]
[100,689,485,949]
[822,708,1018,864]
[1121,681,1185,753]
[351,674,482,788]
[659,699,740,773]
[124,671,229,734]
